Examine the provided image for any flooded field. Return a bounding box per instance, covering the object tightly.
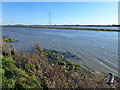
[2,27,119,76]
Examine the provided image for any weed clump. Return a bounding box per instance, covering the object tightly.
[1,38,119,89]
[2,37,18,43]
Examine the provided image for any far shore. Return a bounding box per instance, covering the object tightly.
[1,25,120,32]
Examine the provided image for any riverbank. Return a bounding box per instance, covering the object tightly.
[1,25,120,32]
[1,37,120,89]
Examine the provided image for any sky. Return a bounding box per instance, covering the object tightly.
[2,2,118,25]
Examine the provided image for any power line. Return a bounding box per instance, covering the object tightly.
[49,12,51,25]
[10,20,12,25]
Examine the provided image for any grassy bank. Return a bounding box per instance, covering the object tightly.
[1,37,120,89]
[2,37,18,43]
[1,25,120,32]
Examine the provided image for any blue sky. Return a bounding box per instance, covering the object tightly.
[2,2,118,25]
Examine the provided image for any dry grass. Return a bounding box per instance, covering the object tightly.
[1,40,120,89]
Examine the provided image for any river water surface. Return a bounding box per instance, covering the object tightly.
[2,27,119,76]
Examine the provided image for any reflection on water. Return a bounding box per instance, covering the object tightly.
[2,27,119,76]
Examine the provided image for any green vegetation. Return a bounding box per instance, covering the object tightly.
[2,57,42,88]
[2,25,120,32]
[1,38,120,89]
[2,37,18,43]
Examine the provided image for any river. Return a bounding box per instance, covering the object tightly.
[2,27,119,76]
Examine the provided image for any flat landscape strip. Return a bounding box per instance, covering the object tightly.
[1,25,120,32]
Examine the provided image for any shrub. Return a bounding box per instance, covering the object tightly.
[58,61,66,65]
